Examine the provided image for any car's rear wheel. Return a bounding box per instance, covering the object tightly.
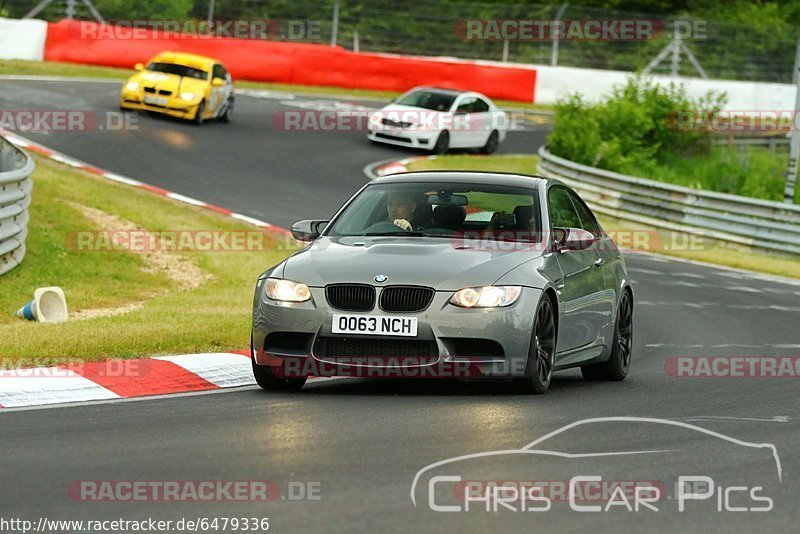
[193,100,205,126]
[480,130,499,154]
[581,290,632,381]
[512,294,556,394]
[432,130,449,154]
[252,357,307,391]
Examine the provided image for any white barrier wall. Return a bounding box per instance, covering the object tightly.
[0,18,47,61]
[532,64,795,111]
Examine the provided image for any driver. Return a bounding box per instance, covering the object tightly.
[386,192,418,231]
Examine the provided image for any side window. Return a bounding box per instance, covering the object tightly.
[473,98,490,113]
[568,190,602,237]
[212,64,227,81]
[456,97,476,113]
[548,187,582,229]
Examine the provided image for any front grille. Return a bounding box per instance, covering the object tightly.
[314,337,438,363]
[375,132,412,143]
[381,118,412,128]
[325,284,375,311]
[144,87,156,93]
[380,286,435,313]
[158,89,173,96]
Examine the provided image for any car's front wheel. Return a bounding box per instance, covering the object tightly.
[193,100,205,126]
[581,289,632,381]
[432,130,449,154]
[512,294,556,394]
[219,97,233,123]
[251,339,307,391]
[480,130,499,154]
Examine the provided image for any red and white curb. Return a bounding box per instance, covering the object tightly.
[0,352,257,409]
[1,130,292,236]
[367,156,430,179]
[0,132,301,409]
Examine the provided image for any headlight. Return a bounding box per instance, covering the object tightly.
[180,92,196,101]
[265,278,311,302]
[125,81,140,91]
[449,286,522,308]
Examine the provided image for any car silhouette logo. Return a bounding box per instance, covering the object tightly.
[374,274,388,283]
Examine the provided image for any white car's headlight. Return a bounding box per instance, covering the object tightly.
[265,278,312,302]
[449,286,522,308]
[125,81,140,91]
[180,92,197,101]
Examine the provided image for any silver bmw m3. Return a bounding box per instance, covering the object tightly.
[251,171,633,394]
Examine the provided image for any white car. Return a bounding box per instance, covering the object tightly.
[367,87,508,154]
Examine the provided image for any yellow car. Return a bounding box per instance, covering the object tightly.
[120,51,234,125]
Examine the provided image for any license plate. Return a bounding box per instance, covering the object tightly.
[332,314,417,337]
[144,95,168,106]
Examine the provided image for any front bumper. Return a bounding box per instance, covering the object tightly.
[366,127,438,149]
[120,90,200,119]
[252,284,540,379]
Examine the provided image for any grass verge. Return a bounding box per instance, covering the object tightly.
[0,59,553,111]
[406,154,800,279]
[0,154,294,364]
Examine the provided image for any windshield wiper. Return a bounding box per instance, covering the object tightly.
[364,231,425,237]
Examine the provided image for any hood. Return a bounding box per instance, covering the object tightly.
[372,104,450,128]
[129,71,207,94]
[282,236,545,290]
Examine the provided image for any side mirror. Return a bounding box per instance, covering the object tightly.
[291,220,328,242]
[212,77,226,87]
[554,227,597,252]
[455,109,469,116]
[134,63,144,71]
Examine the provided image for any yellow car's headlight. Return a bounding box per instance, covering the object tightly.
[449,286,522,308]
[265,278,312,302]
[125,81,140,91]
[180,92,197,101]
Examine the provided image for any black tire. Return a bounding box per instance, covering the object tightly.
[432,130,450,154]
[219,97,233,123]
[512,294,557,394]
[193,100,205,126]
[581,290,633,381]
[480,130,499,154]
[252,357,307,391]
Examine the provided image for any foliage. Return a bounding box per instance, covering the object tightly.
[548,76,724,169]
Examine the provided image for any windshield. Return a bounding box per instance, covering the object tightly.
[326,181,540,241]
[146,62,208,80]
[394,90,458,111]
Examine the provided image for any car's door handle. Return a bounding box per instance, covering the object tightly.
[594,257,605,267]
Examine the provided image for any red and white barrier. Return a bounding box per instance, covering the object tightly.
[42,20,537,102]
[0,17,47,60]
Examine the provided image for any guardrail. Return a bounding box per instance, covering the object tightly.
[0,134,34,276]
[537,146,800,255]
[712,136,789,152]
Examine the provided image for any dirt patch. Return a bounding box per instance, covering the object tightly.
[66,201,212,318]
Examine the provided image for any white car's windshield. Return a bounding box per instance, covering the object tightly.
[394,90,458,111]
[326,182,540,241]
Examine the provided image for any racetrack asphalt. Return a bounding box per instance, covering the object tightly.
[0,79,798,532]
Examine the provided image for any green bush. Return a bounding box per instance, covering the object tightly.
[546,77,798,203]
[549,77,724,170]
